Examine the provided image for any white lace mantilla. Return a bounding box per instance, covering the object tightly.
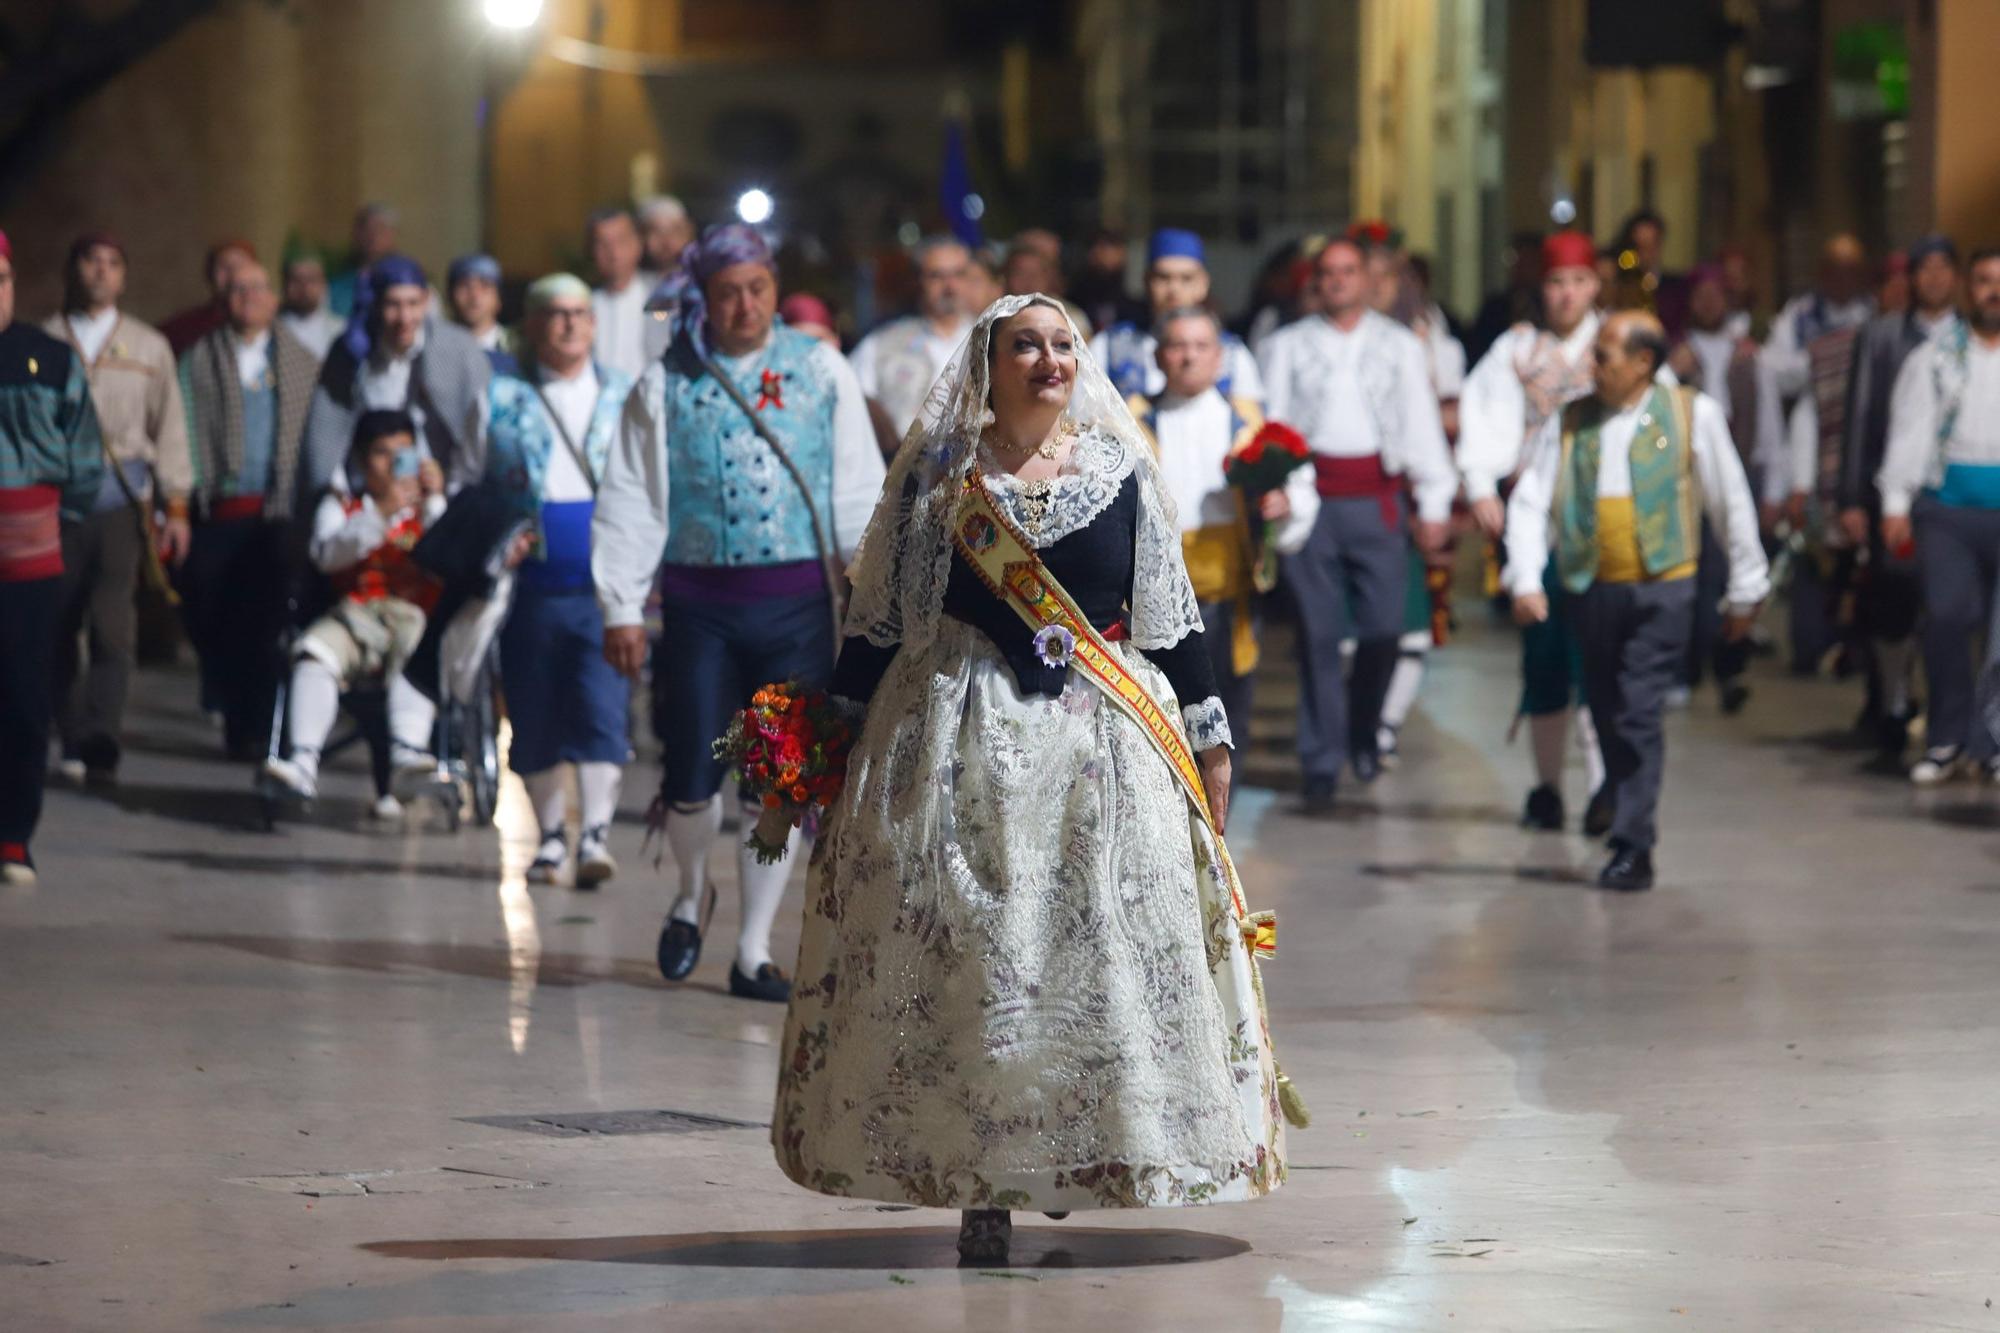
[844,294,1207,655]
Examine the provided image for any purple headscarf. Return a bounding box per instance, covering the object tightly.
[659,222,775,359]
[341,253,428,362]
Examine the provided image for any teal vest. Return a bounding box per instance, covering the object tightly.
[1554,384,1701,594]
[663,325,835,567]
[481,363,630,522]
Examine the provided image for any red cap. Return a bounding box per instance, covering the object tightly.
[778,292,833,330]
[0,230,11,264]
[1541,230,1597,275]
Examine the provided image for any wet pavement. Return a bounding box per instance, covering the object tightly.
[6,629,2000,1331]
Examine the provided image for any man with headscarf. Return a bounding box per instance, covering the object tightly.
[446,253,518,375]
[594,223,884,1003]
[279,247,340,363]
[1833,234,1962,753]
[0,230,104,882]
[460,274,636,885]
[43,231,190,785]
[848,235,974,442]
[299,254,491,503]
[1260,235,1454,810]
[1090,229,1263,403]
[177,260,321,759]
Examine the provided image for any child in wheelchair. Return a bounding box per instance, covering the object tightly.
[262,409,444,802]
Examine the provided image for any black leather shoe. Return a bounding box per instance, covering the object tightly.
[1302,777,1337,816]
[1597,845,1654,891]
[1351,750,1382,784]
[1521,783,1564,831]
[1878,702,1918,756]
[1720,681,1751,715]
[656,916,702,981]
[729,961,792,1003]
[1583,786,1615,838]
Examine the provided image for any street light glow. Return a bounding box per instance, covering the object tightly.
[736,188,774,225]
[483,0,543,30]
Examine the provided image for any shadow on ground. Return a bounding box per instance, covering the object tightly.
[361,1225,1250,1270]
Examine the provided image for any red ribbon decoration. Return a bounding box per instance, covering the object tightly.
[755,369,784,412]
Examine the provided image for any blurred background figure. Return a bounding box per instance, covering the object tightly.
[45,231,189,787]
[327,203,399,318]
[639,195,696,277]
[849,235,973,442]
[1070,225,1141,334]
[1092,228,1263,403]
[446,253,518,375]
[778,292,840,346]
[587,208,652,380]
[160,239,257,356]
[279,247,338,363]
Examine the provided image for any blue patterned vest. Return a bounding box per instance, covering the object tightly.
[662,325,835,567]
[481,365,631,592]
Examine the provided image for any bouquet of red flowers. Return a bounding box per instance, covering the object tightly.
[1225,420,1314,591]
[712,682,857,863]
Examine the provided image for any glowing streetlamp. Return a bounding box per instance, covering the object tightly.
[483,0,543,30]
[735,188,774,226]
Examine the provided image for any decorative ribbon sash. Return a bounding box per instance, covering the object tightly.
[949,470,1269,952]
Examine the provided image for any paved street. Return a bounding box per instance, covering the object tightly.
[7,622,2000,1332]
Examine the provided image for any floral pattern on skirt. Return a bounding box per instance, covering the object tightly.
[772,619,1286,1211]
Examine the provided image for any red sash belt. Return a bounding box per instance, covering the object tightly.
[209,495,266,522]
[1313,453,1402,529]
[0,485,62,582]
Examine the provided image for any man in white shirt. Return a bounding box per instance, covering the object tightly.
[1130,307,1317,756]
[1753,234,1874,505]
[1507,311,1769,891]
[1457,230,1610,833]
[1090,229,1264,403]
[587,208,654,380]
[469,274,637,883]
[848,236,973,445]
[594,223,884,1005]
[1260,236,1454,809]
[278,251,340,364]
[1876,247,2000,784]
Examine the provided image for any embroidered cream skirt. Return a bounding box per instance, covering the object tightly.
[772,620,1286,1211]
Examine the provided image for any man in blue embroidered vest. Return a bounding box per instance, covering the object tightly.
[594,224,883,1003]
[473,274,635,886]
[1877,248,2000,786]
[1090,228,1264,404]
[1835,235,1962,758]
[1127,306,1317,763]
[1506,311,1769,891]
[1260,236,1455,810]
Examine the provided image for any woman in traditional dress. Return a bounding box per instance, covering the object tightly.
[766,294,1295,1262]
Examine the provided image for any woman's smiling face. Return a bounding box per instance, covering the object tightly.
[988,301,1077,420]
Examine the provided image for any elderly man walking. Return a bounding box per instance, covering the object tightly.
[847,235,973,442]
[43,231,190,786]
[0,232,104,882]
[472,275,636,886]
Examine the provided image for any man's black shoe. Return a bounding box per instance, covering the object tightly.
[1351,750,1382,784]
[1302,777,1337,817]
[1720,681,1751,715]
[78,734,120,785]
[1597,845,1654,891]
[729,961,792,1003]
[656,916,702,981]
[1521,783,1564,831]
[1583,786,1615,838]
[1878,702,1918,756]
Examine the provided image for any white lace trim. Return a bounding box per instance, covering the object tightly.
[1182,696,1233,751]
[978,424,1131,547]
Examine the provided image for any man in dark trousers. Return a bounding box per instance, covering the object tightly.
[0,232,104,883]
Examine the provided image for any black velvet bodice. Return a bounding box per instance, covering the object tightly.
[830,471,1218,710]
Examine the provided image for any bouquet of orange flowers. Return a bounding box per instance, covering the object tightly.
[712,682,857,863]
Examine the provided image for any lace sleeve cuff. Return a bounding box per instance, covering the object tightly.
[1183,696,1233,751]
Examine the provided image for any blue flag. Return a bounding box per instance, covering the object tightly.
[939,119,983,248]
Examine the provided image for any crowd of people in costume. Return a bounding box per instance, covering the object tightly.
[2,194,1993,916]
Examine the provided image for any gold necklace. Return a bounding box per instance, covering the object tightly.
[986,415,1078,462]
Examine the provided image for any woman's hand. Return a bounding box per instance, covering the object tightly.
[1199,746,1232,836]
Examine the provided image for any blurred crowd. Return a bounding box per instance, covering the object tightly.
[2,188,1994,912]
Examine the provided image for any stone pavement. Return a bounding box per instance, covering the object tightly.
[6,624,2000,1331]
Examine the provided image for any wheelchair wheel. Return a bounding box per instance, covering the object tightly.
[465,667,501,827]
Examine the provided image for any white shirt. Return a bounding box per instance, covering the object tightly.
[1258,309,1456,521]
[1087,325,1267,403]
[1877,332,2000,517]
[1505,390,1771,611]
[1456,313,1602,501]
[592,330,888,628]
[1149,387,1319,549]
[359,329,423,411]
[308,489,447,575]
[592,275,655,381]
[234,329,272,389]
[280,306,340,362]
[475,325,505,354]
[535,362,600,503]
[1754,292,1874,471]
[1685,328,1741,422]
[68,307,119,363]
[1417,305,1466,399]
[850,315,971,438]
